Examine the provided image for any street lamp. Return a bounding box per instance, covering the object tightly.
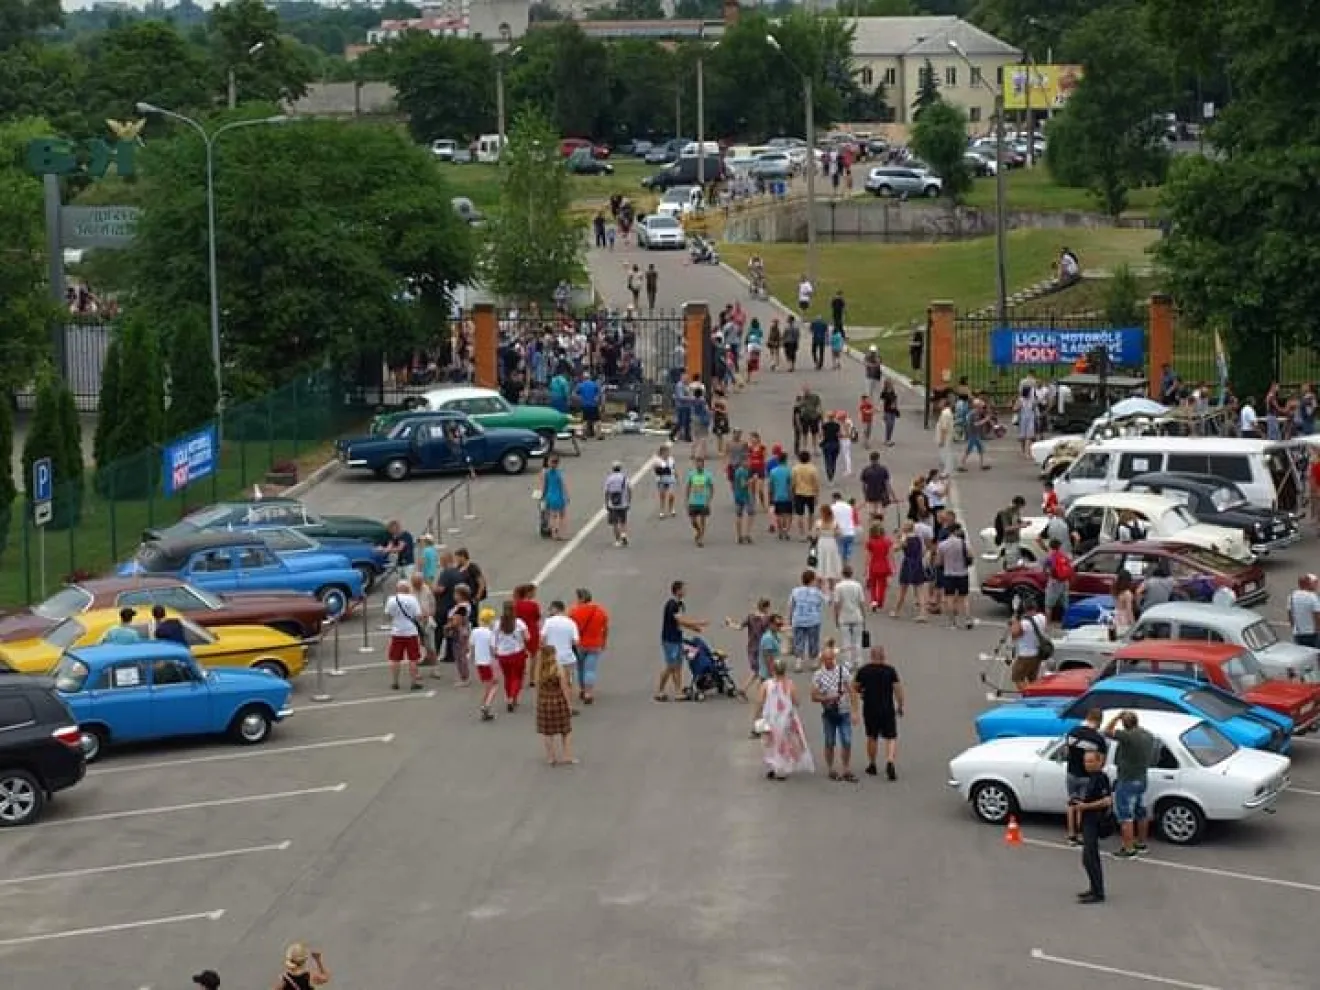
[227,40,267,110]
[948,38,1008,328]
[495,45,523,148]
[766,34,817,283]
[135,102,287,417]
[695,37,719,188]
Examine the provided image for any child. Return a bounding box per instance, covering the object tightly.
[830,326,845,370]
[839,413,855,477]
[711,395,731,455]
[866,523,894,611]
[858,394,876,447]
[745,320,764,385]
[472,607,498,720]
[1042,478,1059,514]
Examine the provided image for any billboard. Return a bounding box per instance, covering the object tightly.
[1003,64,1083,111]
[989,328,1144,367]
[163,425,218,496]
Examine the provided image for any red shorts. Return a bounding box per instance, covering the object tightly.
[748,354,761,371]
[388,635,420,664]
[476,665,495,683]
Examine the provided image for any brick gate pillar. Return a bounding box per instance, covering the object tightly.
[683,301,709,385]
[928,300,956,396]
[471,303,497,389]
[1146,293,1173,399]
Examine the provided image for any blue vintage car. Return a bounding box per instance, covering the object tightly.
[53,643,293,762]
[337,410,547,481]
[975,674,1293,753]
[248,526,391,591]
[118,532,364,617]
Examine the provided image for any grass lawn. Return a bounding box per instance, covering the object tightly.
[438,158,652,212]
[1008,274,1163,318]
[962,167,1164,216]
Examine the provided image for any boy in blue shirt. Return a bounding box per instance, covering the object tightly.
[767,456,794,541]
[732,463,754,544]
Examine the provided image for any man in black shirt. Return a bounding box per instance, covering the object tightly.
[150,605,187,646]
[1075,748,1113,904]
[860,452,893,520]
[455,548,486,627]
[655,580,706,702]
[1064,708,1107,846]
[383,520,416,579]
[854,646,904,780]
[431,550,464,667]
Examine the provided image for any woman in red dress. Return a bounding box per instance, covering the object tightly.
[513,583,542,688]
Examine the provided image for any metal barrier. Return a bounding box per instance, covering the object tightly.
[426,477,477,541]
[311,618,336,702]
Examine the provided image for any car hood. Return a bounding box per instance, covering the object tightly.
[208,666,295,691]
[951,736,1055,769]
[1181,522,1252,557]
[974,699,1070,740]
[0,611,57,643]
[1021,668,1099,698]
[1031,435,1080,466]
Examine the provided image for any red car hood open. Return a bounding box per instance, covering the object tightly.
[1020,667,1100,698]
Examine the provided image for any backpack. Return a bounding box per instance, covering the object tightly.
[993,510,1007,546]
[1049,551,1074,582]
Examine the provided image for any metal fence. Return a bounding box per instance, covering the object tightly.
[1173,314,1320,394]
[15,320,113,413]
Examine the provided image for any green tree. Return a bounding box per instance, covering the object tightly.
[507,23,611,139]
[385,34,496,143]
[0,397,13,561]
[485,108,582,305]
[21,372,82,530]
[79,21,212,128]
[1045,2,1171,216]
[96,315,165,498]
[0,0,62,49]
[209,0,315,106]
[0,44,84,134]
[165,311,218,436]
[1102,263,1144,328]
[909,98,972,202]
[92,331,122,479]
[606,41,677,140]
[911,58,941,120]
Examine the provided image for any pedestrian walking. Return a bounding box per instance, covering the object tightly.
[832,564,866,663]
[653,442,678,517]
[277,943,330,988]
[828,491,857,564]
[880,379,899,446]
[603,460,632,546]
[493,600,531,710]
[445,585,473,686]
[854,646,903,779]
[820,411,842,480]
[472,607,499,720]
[790,450,820,539]
[535,645,577,766]
[384,579,424,691]
[788,568,827,673]
[541,600,581,707]
[813,505,843,593]
[645,263,658,311]
[859,393,876,447]
[684,455,716,547]
[627,264,642,309]
[811,642,858,782]
[1074,747,1113,904]
[1042,536,1074,630]
[936,522,973,629]
[860,451,893,522]
[891,520,929,621]
[1287,573,1320,647]
[408,572,438,665]
[1064,709,1107,845]
[865,523,893,611]
[796,272,814,315]
[782,316,800,371]
[810,313,828,370]
[656,580,706,701]
[747,431,769,511]
[993,496,1027,569]
[419,533,439,585]
[1105,710,1155,858]
[730,454,755,544]
[766,318,782,370]
[1009,597,1049,689]
[831,289,846,339]
[540,454,569,540]
[759,657,814,781]
[568,588,609,704]
[727,597,773,699]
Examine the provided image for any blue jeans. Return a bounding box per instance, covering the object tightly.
[662,641,684,667]
[838,534,855,563]
[821,710,852,750]
[579,650,602,687]
[1114,779,1148,823]
[792,624,821,659]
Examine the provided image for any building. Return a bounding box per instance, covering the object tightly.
[850,16,1020,129]
[364,0,530,44]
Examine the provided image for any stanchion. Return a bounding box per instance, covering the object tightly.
[358,596,374,654]
[378,563,396,631]
[329,614,345,675]
[311,619,333,702]
[463,477,477,521]
[447,493,462,536]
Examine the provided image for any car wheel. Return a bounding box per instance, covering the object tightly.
[1010,584,1044,611]
[1155,797,1206,845]
[970,780,1018,824]
[535,429,557,453]
[253,658,289,679]
[876,184,894,197]
[924,185,940,198]
[353,563,377,592]
[0,769,45,827]
[317,585,349,618]
[500,449,528,475]
[80,725,108,763]
[383,458,411,482]
[230,705,274,746]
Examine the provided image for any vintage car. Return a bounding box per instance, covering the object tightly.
[1122,472,1302,556]
[118,532,363,617]
[1050,601,1319,682]
[974,673,1293,753]
[54,643,294,762]
[247,527,391,591]
[146,497,389,546]
[1020,641,1320,733]
[1031,397,1169,470]
[405,386,571,449]
[1049,374,1150,434]
[979,492,1254,566]
[0,607,309,679]
[949,710,1290,845]
[337,410,545,481]
[0,577,326,644]
[979,540,1267,612]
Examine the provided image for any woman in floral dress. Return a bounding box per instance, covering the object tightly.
[759,657,814,780]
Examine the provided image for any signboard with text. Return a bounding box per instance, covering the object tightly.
[163,425,218,497]
[60,206,140,250]
[1003,64,1084,111]
[989,328,1145,367]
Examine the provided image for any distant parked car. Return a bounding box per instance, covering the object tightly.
[560,137,609,159]
[1122,472,1302,556]
[630,140,653,157]
[749,151,793,180]
[248,527,390,592]
[337,410,544,481]
[963,151,995,177]
[145,497,389,547]
[864,166,942,198]
[430,139,458,161]
[636,214,687,250]
[566,148,614,175]
[406,385,570,449]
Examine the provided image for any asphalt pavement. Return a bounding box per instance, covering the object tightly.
[4,245,1318,989]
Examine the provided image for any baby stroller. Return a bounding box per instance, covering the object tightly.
[681,636,744,702]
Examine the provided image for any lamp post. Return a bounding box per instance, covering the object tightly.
[948,39,1008,327]
[695,37,719,189]
[495,45,523,148]
[766,34,817,283]
[227,40,267,110]
[135,102,287,417]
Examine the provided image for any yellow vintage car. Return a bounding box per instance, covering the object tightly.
[0,607,308,679]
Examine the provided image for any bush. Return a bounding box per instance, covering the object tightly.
[21,373,83,530]
[0,399,13,561]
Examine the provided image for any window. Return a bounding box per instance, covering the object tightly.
[467,397,505,415]
[1155,488,1191,508]
[1068,506,1105,544]
[1166,453,1210,475]
[255,529,319,553]
[193,550,233,573]
[1067,453,1110,480]
[1117,453,1157,479]
[151,658,193,686]
[94,661,147,691]
[860,67,874,87]
[1208,455,1252,483]
[237,547,278,569]
[1136,620,1174,640]
[1078,552,1121,575]
[120,586,210,612]
[1222,652,1264,693]
[1177,624,1224,644]
[43,618,87,650]
[969,107,982,123]
[884,67,897,86]
[54,657,90,693]
[180,620,214,647]
[944,66,957,86]
[34,586,93,621]
[1209,486,1247,511]
[1180,723,1236,766]
[245,504,303,525]
[971,67,983,87]
[1185,686,1250,720]
[1241,620,1278,651]
[1153,744,1181,770]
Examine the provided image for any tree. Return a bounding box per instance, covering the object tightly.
[95,315,164,498]
[0,0,62,50]
[165,311,218,436]
[0,397,13,562]
[909,98,972,202]
[1102,263,1144,329]
[92,331,122,480]
[485,108,582,305]
[21,372,82,530]
[911,59,941,120]
[0,44,84,135]
[209,0,315,106]
[79,21,212,128]
[1045,2,1171,216]
[385,34,496,143]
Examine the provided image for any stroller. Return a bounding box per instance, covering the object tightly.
[689,235,719,266]
[680,636,744,702]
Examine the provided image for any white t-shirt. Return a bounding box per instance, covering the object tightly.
[833,579,866,625]
[1240,404,1258,433]
[936,407,954,447]
[541,614,580,664]
[830,500,856,537]
[490,620,529,656]
[797,279,814,306]
[1289,589,1320,635]
[385,593,422,638]
[471,626,494,667]
[1017,613,1044,657]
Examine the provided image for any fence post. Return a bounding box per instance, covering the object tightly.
[463,478,476,521]
[358,597,374,654]
[378,562,397,630]
[447,491,462,536]
[108,493,117,564]
[330,615,344,674]
[21,513,31,605]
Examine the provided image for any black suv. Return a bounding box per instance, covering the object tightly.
[0,676,86,827]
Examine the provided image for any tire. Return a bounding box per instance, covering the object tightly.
[1155,797,1206,845]
[229,705,273,746]
[924,185,940,198]
[317,585,349,618]
[876,184,894,197]
[970,780,1019,825]
[383,458,411,482]
[0,768,46,827]
[253,658,289,679]
[80,725,109,763]
[500,449,528,475]
[1010,584,1044,612]
[353,563,378,592]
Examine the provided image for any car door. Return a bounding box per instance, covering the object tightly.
[148,655,212,738]
[414,421,461,472]
[1024,738,1070,813]
[232,546,287,592]
[1143,740,1183,808]
[184,548,238,592]
[1072,550,1123,597]
[466,396,507,427]
[1067,505,1106,552]
[85,659,154,742]
[1059,452,1112,502]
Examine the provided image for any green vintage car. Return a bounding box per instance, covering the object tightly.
[402,386,571,448]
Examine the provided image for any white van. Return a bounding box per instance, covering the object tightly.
[1054,436,1304,511]
[680,140,721,159]
[475,134,505,163]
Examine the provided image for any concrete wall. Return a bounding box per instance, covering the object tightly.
[723,199,1162,244]
[285,82,399,118]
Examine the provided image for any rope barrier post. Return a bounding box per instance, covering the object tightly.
[330,614,345,674]
[463,476,477,521]
[378,562,396,631]
[311,619,333,702]
[358,595,374,654]
[447,490,462,536]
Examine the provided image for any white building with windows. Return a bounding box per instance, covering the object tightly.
[364,0,530,44]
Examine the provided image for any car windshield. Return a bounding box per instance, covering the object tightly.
[662,188,693,202]
[44,618,86,650]
[1185,686,1251,720]
[257,528,320,552]
[1179,722,1237,767]
[53,655,90,693]
[33,586,94,620]
[179,505,238,529]
[1209,486,1248,511]
[649,217,680,229]
[1222,652,1265,693]
[1242,620,1279,651]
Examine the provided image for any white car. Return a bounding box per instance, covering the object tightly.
[1031,398,1169,468]
[978,491,1254,565]
[636,214,687,250]
[655,186,702,219]
[430,139,458,161]
[948,710,1290,845]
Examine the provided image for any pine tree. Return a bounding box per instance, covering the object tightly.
[912,59,941,121]
[21,373,81,531]
[166,313,219,438]
[55,380,85,526]
[93,332,122,495]
[0,398,14,561]
[98,317,165,499]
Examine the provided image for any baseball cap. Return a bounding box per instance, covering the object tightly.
[193,971,221,990]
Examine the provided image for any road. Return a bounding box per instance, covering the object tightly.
[4,244,1317,990]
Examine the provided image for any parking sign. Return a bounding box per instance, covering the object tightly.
[33,457,53,527]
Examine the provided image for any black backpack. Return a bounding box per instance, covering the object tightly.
[993,510,1007,546]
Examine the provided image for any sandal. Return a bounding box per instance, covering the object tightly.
[653,693,670,702]
[841,772,858,783]
[828,771,841,781]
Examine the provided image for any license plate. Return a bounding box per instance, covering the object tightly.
[1243,582,1257,593]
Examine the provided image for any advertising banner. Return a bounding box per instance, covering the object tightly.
[989,328,1145,367]
[163,425,218,496]
[1003,64,1084,111]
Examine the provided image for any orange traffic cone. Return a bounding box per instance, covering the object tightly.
[1004,815,1023,847]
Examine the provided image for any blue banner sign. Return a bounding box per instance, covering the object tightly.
[989,328,1145,367]
[163,425,218,496]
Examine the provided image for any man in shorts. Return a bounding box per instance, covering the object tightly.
[1009,599,1048,689]
[936,523,972,629]
[790,450,820,539]
[656,580,707,702]
[731,460,755,544]
[1063,709,1107,845]
[1042,537,1072,628]
[603,461,631,547]
[1106,710,1155,858]
[768,452,794,540]
[854,646,904,779]
[685,456,716,548]
[384,579,424,691]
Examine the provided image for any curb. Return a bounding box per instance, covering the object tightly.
[282,458,341,498]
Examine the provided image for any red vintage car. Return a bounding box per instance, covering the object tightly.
[1022,641,1320,733]
[979,539,1267,611]
[559,137,610,160]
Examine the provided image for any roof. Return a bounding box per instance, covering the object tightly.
[851,16,1020,59]
[422,386,498,402]
[1073,491,1183,512]
[1127,472,1231,491]
[1137,601,1259,631]
[146,531,273,555]
[1113,640,1245,663]
[1097,709,1200,736]
[1094,436,1291,453]
[69,642,192,665]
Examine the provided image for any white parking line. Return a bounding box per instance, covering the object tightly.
[2,841,292,886]
[1030,948,1222,989]
[293,690,436,711]
[0,909,224,948]
[91,734,394,776]
[1022,837,1320,894]
[27,783,347,829]
[1288,786,1320,797]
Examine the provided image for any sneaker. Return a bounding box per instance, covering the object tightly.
[865,763,878,776]
[885,762,896,781]
[1066,835,1083,847]
[1114,847,1139,859]
[621,535,629,546]
[1134,843,1150,855]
